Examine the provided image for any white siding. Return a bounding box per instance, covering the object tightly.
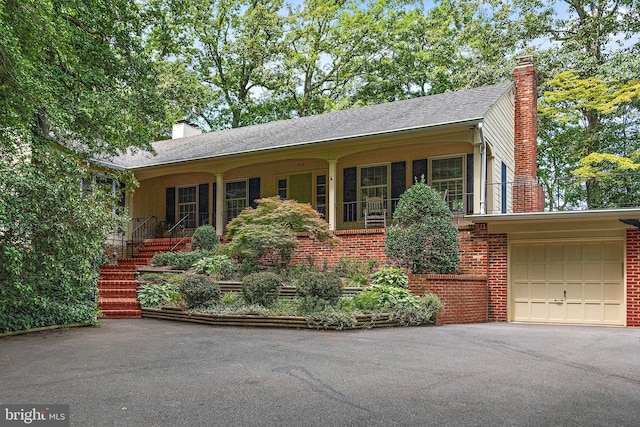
[483,86,515,214]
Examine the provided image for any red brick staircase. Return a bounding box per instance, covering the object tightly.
[98,238,191,319]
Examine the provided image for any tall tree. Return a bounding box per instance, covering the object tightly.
[146,0,286,130]
[1,0,165,332]
[537,0,640,209]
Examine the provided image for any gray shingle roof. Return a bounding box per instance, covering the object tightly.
[105,82,513,169]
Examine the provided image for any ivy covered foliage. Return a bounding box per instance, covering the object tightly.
[225,196,338,266]
[385,177,459,274]
[0,148,122,332]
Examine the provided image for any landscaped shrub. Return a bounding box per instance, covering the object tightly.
[225,196,338,266]
[349,284,443,325]
[227,223,298,266]
[191,225,220,251]
[385,177,459,273]
[306,307,358,330]
[332,258,379,287]
[296,271,343,309]
[389,293,443,326]
[151,250,207,270]
[193,254,235,279]
[351,284,419,310]
[179,275,220,309]
[371,267,409,289]
[137,283,182,308]
[241,272,282,307]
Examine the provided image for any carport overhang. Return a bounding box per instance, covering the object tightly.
[467,208,640,236]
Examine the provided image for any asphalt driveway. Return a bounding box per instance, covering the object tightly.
[1,320,639,427]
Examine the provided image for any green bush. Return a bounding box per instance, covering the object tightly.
[296,271,343,309]
[220,292,242,306]
[306,307,358,330]
[179,275,220,309]
[389,293,443,326]
[225,196,338,266]
[385,177,459,274]
[351,284,418,310]
[371,267,409,289]
[241,272,282,307]
[191,225,220,251]
[137,283,182,307]
[193,254,235,278]
[332,258,378,287]
[151,250,207,270]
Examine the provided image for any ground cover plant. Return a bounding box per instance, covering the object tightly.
[136,263,443,329]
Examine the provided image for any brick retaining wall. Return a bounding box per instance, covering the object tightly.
[408,274,488,325]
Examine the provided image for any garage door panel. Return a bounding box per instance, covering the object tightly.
[567,302,585,321]
[604,263,622,281]
[604,282,623,300]
[583,263,602,279]
[530,302,548,320]
[565,244,583,261]
[510,241,623,325]
[584,283,602,300]
[604,304,622,323]
[604,243,623,261]
[512,282,530,299]
[585,304,603,322]
[564,263,582,281]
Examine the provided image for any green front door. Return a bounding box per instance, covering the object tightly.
[289,173,312,204]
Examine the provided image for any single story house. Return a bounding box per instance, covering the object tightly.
[100,56,640,327]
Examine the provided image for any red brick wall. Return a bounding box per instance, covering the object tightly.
[513,55,543,213]
[626,229,640,327]
[289,228,387,268]
[487,233,508,321]
[409,274,488,325]
[458,224,488,275]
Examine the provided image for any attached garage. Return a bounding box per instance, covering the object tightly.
[510,240,624,325]
[471,209,640,327]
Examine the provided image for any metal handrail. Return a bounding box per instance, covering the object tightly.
[168,213,191,252]
[127,216,157,257]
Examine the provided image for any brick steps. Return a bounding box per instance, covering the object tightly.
[97,238,194,319]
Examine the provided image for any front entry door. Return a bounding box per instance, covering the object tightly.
[289,173,312,204]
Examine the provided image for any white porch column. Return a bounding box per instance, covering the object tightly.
[216,173,224,237]
[473,144,482,214]
[328,160,337,231]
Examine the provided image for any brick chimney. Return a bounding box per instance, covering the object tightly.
[172,120,202,139]
[513,55,543,213]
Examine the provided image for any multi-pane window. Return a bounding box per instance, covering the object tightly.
[178,186,197,228]
[277,179,287,199]
[316,175,327,217]
[225,180,247,222]
[430,156,464,212]
[359,165,388,215]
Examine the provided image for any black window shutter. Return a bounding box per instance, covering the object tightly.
[501,162,507,214]
[391,161,406,214]
[412,159,427,184]
[198,183,209,225]
[248,178,260,208]
[117,182,125,208]
[343,167,357,222]
[166,187,176,224]
[466,154,474,214]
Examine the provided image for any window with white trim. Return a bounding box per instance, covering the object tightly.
[359,164,389,215]
[430,156,464,212]
[177,186,197,228]
[225,180,248,222]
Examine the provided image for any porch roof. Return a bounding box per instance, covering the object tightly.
[102,82,513,170]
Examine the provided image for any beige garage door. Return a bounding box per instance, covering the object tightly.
[510,241,624,325]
